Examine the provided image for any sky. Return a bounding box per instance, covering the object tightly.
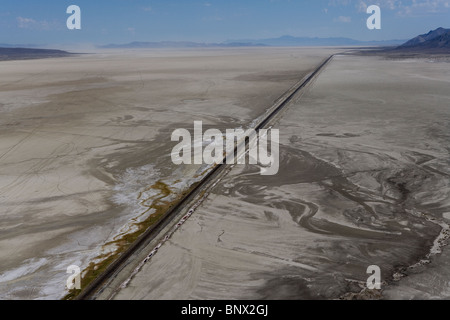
[0,0,449,48]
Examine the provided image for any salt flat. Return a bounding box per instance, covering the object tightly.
[0,48,335,299]
[110,54,450,300]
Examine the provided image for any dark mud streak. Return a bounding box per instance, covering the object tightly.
[227,142,444,299]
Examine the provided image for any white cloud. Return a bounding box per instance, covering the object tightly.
[17,17,52,30]
[330,0,450,16]
[396,0,450,16]
[334,15,352,22]
[17,17,36,29]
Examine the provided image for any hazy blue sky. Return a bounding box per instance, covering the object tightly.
[0,0,449,47]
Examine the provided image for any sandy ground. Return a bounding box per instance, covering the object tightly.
[110,55,450,300]
[0,48,336,299]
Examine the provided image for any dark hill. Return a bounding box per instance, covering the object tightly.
[0,47,72,61]
[397,27,450,52]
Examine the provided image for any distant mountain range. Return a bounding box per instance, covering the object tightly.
[100,41,267,49]
[100,36,406,49]
[1,27,448,58]
[397,27,450,51]
[223,35,405,47]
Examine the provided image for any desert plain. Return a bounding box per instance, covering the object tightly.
[0,48,449,300]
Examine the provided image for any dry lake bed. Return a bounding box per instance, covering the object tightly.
[0,48,336,299]
[0,48,449,300]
